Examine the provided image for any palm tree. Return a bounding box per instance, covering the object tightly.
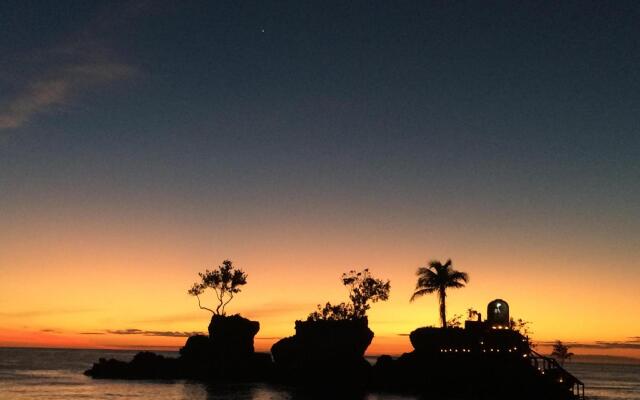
[410,259,469,328]
[551,340,574,366]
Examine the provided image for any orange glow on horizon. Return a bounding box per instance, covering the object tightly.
[2,206,639,360]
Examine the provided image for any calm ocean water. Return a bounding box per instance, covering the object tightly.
[0,348,638,400]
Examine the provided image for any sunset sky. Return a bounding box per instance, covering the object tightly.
[1,2,639,358]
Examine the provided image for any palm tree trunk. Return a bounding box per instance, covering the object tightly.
[439,287,447,328]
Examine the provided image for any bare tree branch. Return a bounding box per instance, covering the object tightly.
[221,291,234,315]
[195,294,215,314]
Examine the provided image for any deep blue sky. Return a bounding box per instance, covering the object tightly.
[1,0,639,254]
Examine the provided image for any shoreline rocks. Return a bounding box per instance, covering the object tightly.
[271,318,373,387]
[85,319,579,399]
[85,314,272,381]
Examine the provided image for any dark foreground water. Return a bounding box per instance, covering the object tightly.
[0,348,638,400]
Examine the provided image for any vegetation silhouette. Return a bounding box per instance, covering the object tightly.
[410,259,469,328]
[86,258,584,399]
[551,340,575,366]
[510,317,534,347]
[188,259,247,315]
[180,260,269,380]
[271,268,390,389]
[446,313,463,328]
[307,268,390,321]
[467,307,480,321]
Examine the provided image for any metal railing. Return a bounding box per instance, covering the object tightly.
[528,349,585,399]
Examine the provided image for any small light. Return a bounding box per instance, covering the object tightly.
[523,354,527,358]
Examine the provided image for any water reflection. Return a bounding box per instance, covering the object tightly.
[200,382,290,400]
[199,382,419,400]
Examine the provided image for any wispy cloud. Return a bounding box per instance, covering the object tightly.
[137,302,309,325]
[578,341,640,350]
[103,344,181,350]
[537,340,640,350]
[0,308,96,319]
[0,56,135,131]
[106,329,205,338]
[0,3,140,133]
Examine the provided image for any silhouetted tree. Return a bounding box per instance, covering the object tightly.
[410,259,468,328]
[188,260,247,315]
[466,308,480,321]
[551,340,574,366]
[307,268,390,321]
[342,269,391,318]
[510,317,534,347]
[307,302,354,321]
[446,314,463,328]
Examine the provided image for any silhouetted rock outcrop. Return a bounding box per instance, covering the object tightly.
[410,325,529,354]
[179,334,212,362]
[85,318,580,399]
[85,314,272,381]
[208,314,260,357]
[371,327,576,399]
[85,351,182,379]
[271,318,373,388]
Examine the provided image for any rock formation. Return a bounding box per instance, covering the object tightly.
[86,314,271,381]
[271,317,373,388]
[85,317,581,399]
[371,326,577,399]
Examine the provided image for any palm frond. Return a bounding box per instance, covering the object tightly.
[410,287,436,301]
[416,276,437,289]
[416,267,437,278]
[449,271,469,283]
